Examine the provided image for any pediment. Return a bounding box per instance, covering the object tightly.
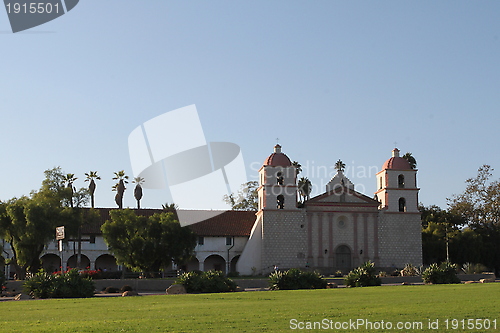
[305,186,379,206]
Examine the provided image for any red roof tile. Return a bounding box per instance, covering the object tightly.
[188,210,256,236]
[80,208,255,237]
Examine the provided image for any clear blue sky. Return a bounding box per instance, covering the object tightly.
[1,1,499,210]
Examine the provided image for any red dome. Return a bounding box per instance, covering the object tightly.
[263,144,292,167]
[382,157,411,170]
[382,148,411,170]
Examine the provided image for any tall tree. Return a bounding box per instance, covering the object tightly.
[62,173,77,208]
[292,161,302,176]
[223,181,258,211]
[420,204,463,264]
[101,209,196,275]
[112,170,129,209]
[402,152,417,169]
[133,177,145,209]
[298,177,312,204]
[448,165,500,276]
[335,159,346,172]
[0,195,63,279]
[84,171,101,208]
[0,167,90,278]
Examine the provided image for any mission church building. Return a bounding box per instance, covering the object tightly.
[18,145,422,278]
[236,145,422,274]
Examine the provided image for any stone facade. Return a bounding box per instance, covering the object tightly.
[238,146,423,275]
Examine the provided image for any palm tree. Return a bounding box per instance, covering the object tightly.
[335,159,346,172]
[402,152,417,169]
[62,173,81,268]
[112,170,129,209]
[162,202,178,211]
[133,177,145,209]
[62,173,78,208]
[292,161,302,176]
[84,171,101,208]
[298,177,312,204]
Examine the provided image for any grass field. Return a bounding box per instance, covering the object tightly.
[0,284,499,332]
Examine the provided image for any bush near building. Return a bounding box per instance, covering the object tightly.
[175,270,237,293]
[422,262,461,284]
[268,268,327,290]
[344,261,382,287]
[23,269,95,299]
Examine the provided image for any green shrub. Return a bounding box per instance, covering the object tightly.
[344,261,381,287]
[23,269,95,299]
[462,262,487,274]
[422,262,461,284]
[400,263,420,276]
[175,270,237,293]
[268,268,327,290]
[378,271,387,277]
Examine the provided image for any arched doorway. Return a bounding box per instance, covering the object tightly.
[335,245,351,271]
[67,254,90,270]
[230,255,240,273]
[40,253,61,273]
[203,254,226,273]
[95,254,118,272]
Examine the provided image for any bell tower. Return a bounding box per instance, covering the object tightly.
[258,144,299,211]
[375,148,419,213]
[375,148,422,268]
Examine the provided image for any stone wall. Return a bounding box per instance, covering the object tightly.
[261,210,307,274]
[378,211,422,269]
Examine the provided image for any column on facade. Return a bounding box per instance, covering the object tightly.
[317,213,323,266]
[352,213,359,267]
[307,212,313,268]
[373,213,380,266]
[328,213,334,268]
[363,214,369,262]
[199,260,204,272]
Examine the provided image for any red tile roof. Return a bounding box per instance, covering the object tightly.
[188,210,256,236]
[80,208,255,237]
[382,156,411,170]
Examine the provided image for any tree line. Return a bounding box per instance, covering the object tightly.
[422,165,500,277]
[0,167,196,279]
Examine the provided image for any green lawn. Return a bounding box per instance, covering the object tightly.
[0,284,499,332]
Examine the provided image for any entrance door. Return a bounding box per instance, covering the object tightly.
[335,245,351,270]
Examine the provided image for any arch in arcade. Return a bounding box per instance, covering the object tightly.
[203,254,226,274]
[230,255,240,273]
[40,253,61,273]
[95,254,118,272]
[67,254,91,270]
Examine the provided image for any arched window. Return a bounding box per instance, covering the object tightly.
[277,195,285,209]
[398,174,405,188]
[398,197,406,212]
[276,172,284,185]
[379,177,383,189]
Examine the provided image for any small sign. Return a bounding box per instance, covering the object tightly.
[58,239,63,252]
[56,226,65,240]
